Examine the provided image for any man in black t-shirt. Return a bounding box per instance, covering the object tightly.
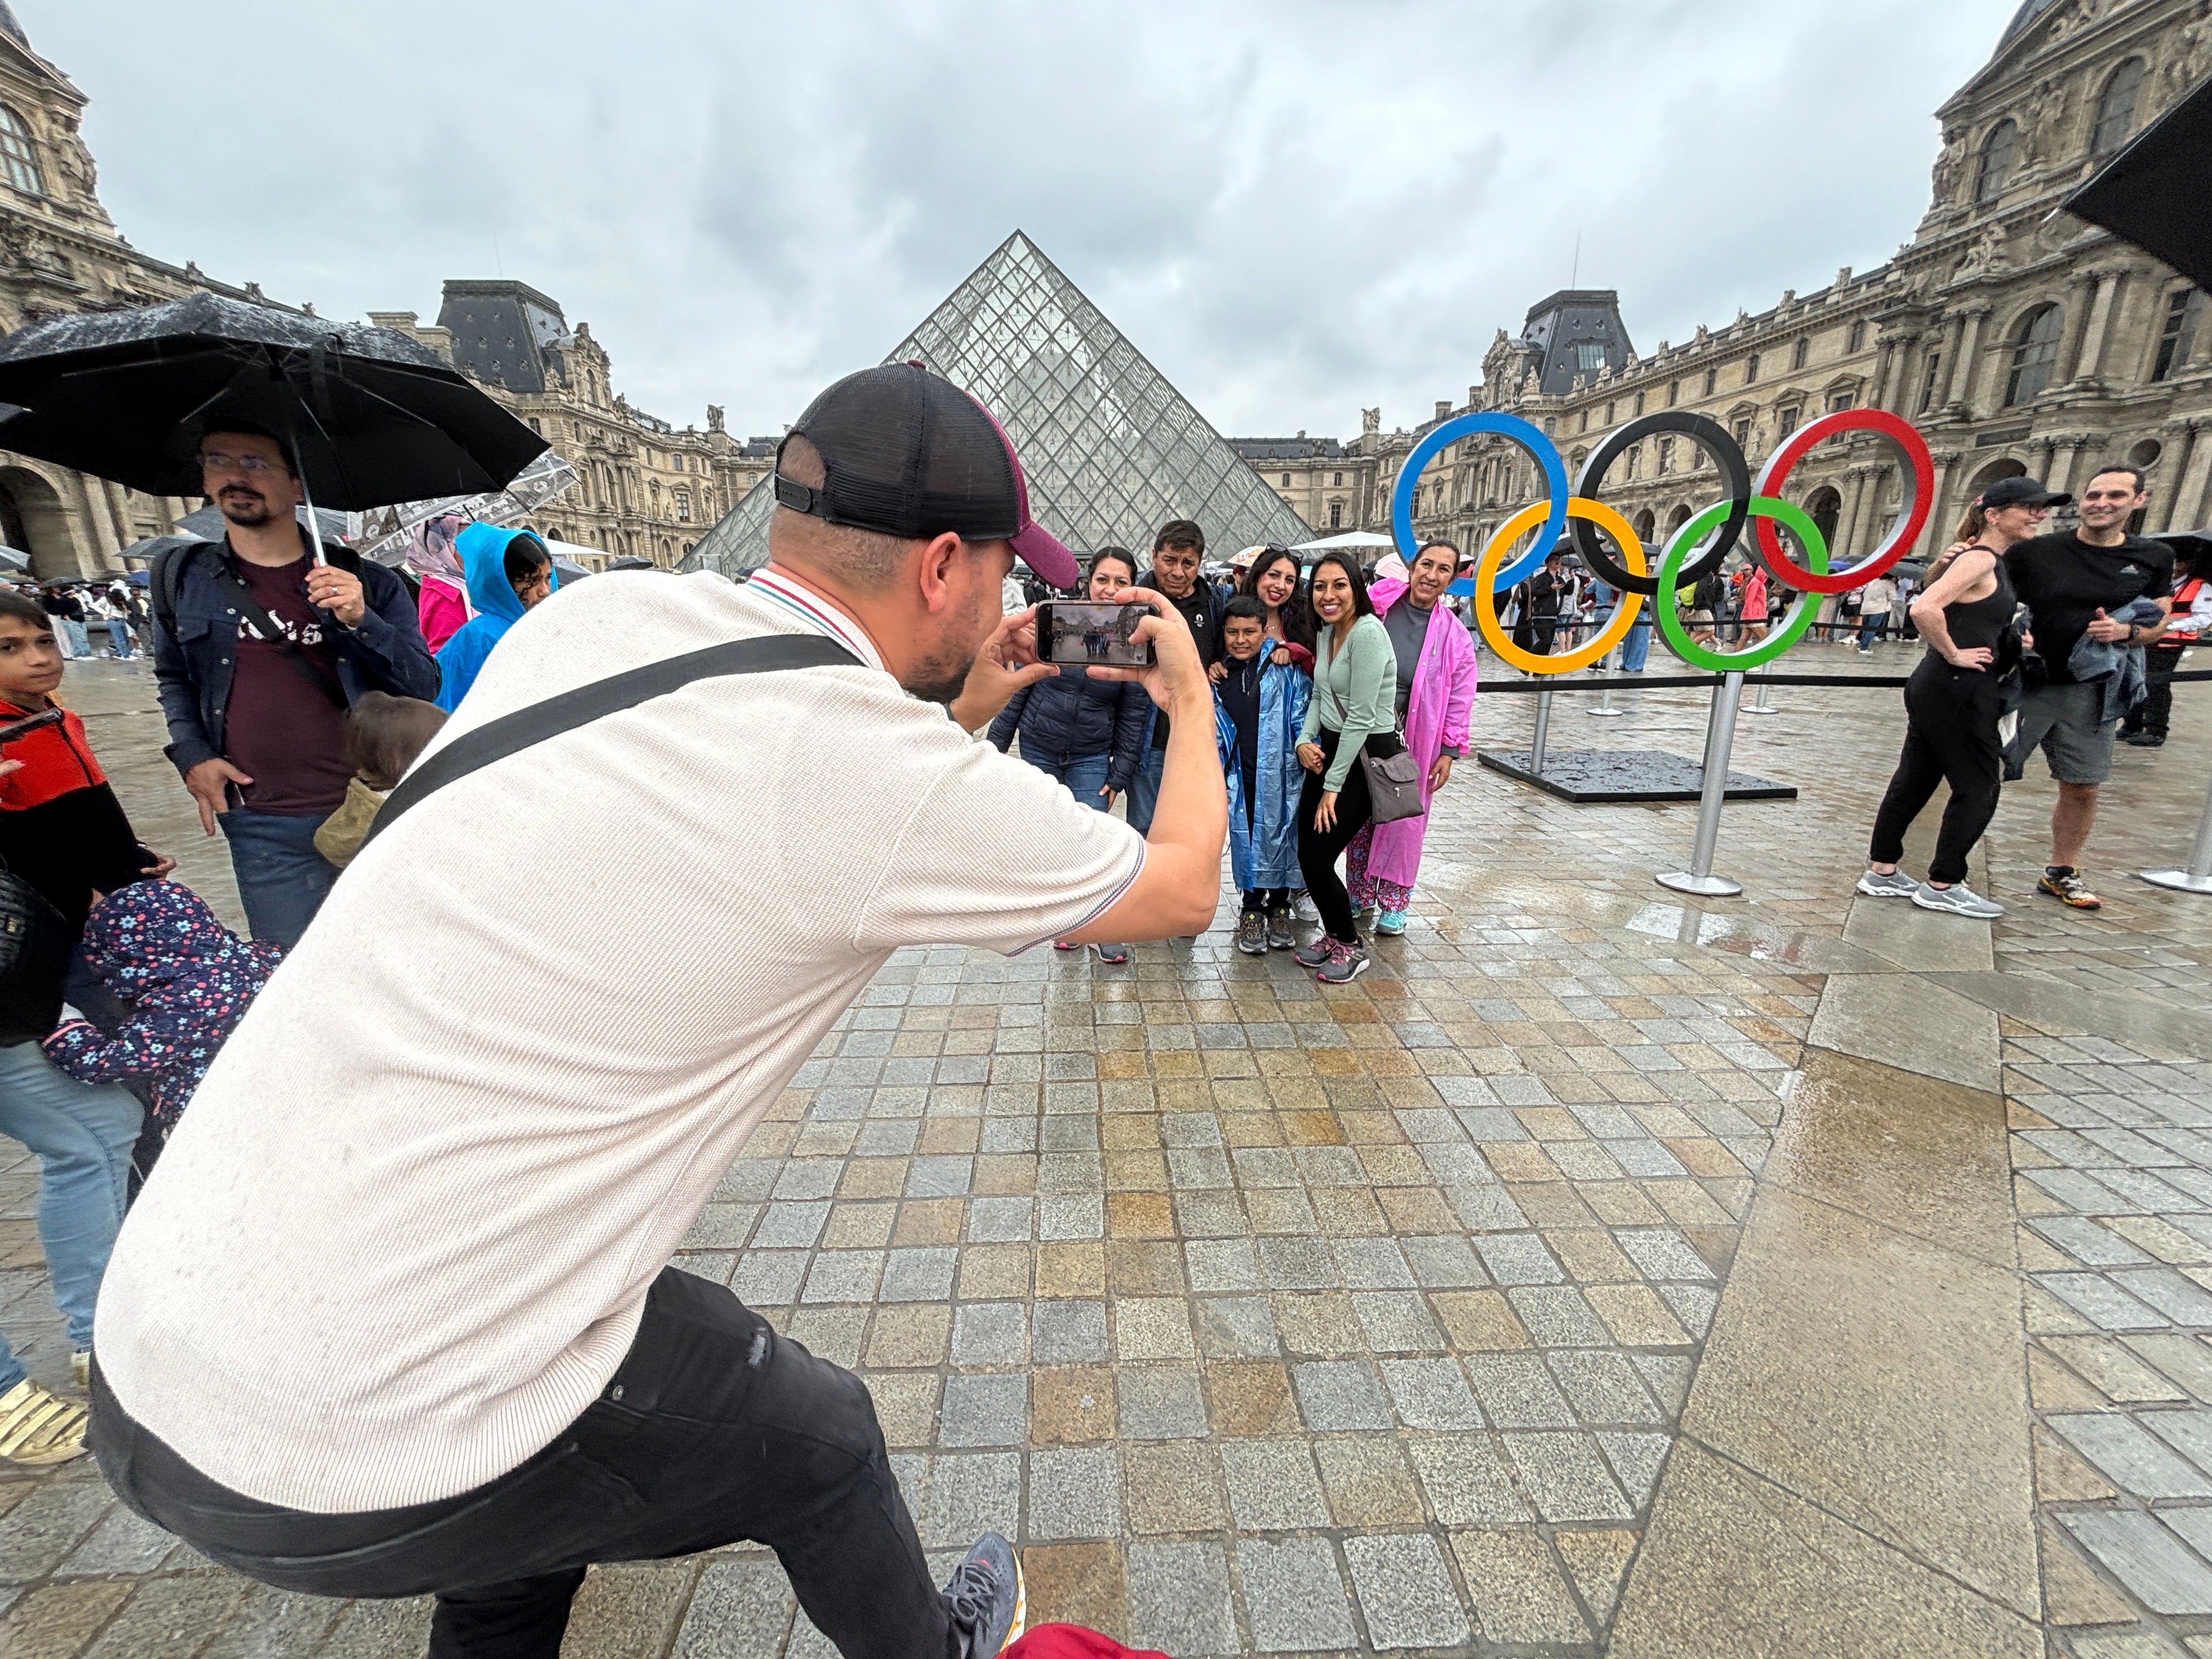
[1130,518,1224,834]
[2005,465,2173,911]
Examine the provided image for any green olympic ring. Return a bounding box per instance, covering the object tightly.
[1652,495,1829,673]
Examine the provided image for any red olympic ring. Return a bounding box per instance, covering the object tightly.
[1750,408,1935,595]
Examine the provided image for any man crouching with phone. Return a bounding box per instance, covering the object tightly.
[88,363,1226,1659]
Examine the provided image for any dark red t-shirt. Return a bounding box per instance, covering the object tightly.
[224,556,353,817]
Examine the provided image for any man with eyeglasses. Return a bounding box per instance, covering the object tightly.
[150,418,438,945]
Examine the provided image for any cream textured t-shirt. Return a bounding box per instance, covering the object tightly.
[95,568,1145,1513]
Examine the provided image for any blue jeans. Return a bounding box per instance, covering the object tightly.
[1021,746,1114,814]
[1621,618,1652,672]
[1125,744,1167,837]
[0,1040,140,1386]
[106,618,134,659]
[61,620,91,660]
[221,807,338,947]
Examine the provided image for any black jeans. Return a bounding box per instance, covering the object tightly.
[1867,661,2003,886]
[2124,647,2182,737]
[1297,727,1399,943]
[92,1269,951,1659]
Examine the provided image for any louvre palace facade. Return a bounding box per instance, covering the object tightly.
[1378,0,2212,569]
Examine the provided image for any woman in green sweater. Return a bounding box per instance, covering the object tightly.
[1293,550,1403,983]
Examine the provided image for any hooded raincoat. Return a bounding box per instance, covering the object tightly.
[43,882,285,1131]
[1214,654,1311,891]
[1360,577,1479,888]
[432,524,555,713]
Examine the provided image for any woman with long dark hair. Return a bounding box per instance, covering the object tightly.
[1291,550,1400,983]
[988,548,1154,963]
[1239,547,1317,669]
[1860,476,2059,916]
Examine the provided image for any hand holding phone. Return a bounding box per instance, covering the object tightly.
[1036,602,1156,668]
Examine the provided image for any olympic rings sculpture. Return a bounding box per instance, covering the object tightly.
[1390,405,1936,675]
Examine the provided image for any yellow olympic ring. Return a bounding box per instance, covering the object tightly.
[1474,496,1646,675]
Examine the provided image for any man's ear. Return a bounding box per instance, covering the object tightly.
[914,532,967,614]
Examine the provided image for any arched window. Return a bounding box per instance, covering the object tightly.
[2005,304,2064,405]
[1976,120,2019,202]
[2094,59,2146,156]
[0,106,42,198]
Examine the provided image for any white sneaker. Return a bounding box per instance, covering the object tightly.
[1292,891,1319,923]
[1856,868,1918,898]
[1912,881,2003,918]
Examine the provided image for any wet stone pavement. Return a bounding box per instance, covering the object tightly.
[3,640,2212,1657]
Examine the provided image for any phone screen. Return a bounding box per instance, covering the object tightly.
[1042,602,1154,668]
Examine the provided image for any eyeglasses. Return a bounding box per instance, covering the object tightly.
[199,452,279,475]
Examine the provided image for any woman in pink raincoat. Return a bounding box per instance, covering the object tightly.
[1347,538,1479,934]
[407,513,472,653]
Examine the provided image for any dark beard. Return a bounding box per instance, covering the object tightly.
[904,652,976,708]
[218,492,275,528]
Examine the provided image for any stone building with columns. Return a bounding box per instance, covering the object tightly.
[1227,434,1381,536]
[1373,0,2212,574]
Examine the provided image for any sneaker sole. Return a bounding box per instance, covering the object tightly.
[1000,1556,1026,1656]
[1373,925,1405,937]
[1854,879,1917,898]
[2036,884,2103,911]
[1236,941,1267,955]
[1318,957,1370,984]
[1911,893,2002,919]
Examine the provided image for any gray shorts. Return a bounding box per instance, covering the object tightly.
[2010,680,2117,785]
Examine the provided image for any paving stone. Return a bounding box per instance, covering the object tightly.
[940,1372,1028,1447]
[3,1582,133,1659]
[1462,1352,1577,1429]
[1408,1435,1532,1523]
[81,1577,250,1659]
[1342,1532,1471,1650]
[1125,1539,1238,1655]
[1123,1441,1228,1535]
[2051,1413,2212,1499]
[198,1585,342,1658]
[1474,1232,1566,1286]
[0,1479,113,1582]
[1030,1299,1109,1363]
[1315,1437,1426,1527]
[1114,1298,1195,1360]
[1452,1527,1590,1644]
[2065,1510,2212,1616]
[1219,1439,1331,1530]
[315,1597,440,1659]
[1549,1348,1664,1426]
[951,1302,1029,1367]
[1378,1357,1485,1430]
[1117,1367,1209,1440]
[1502,1430,1635,1521]
[1235,1537,1358,1652]
[560,1565,691,1659]
[57,1504,174,1575]
[1290,1359,1393,1431]
[1183,1239,1261,1293]
[880,1248,959,1302]
[923,1453,1023,1549]
[1028,1446,1123,1541]
[1194,1295,1279,1358]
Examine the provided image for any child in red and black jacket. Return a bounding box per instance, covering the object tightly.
[0,591,171,939]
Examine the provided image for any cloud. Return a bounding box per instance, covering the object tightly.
[37,0,2017,441]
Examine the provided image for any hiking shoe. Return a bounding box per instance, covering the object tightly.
[1294,936,1335,968]
[1316,940,1370,984]
[1235,912,1267,955]
[1912,881,2004,919]
[1292,890,1319,923]
[0,1378,89,1465]
[1092,942,1128,964]
[2124,731,2165,747]
[1855,868,1919,899]
[943,1532,1025,1659]
[2038,867,2103,911]
[1375,908,1408,936]
[1266,909,1295,951]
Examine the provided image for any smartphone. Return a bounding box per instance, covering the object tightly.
[0,708,63,747]
[1037,601,1155,668]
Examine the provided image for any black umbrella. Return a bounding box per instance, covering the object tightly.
[2063,71,2212,288]
[2153,528,2212,566]
[0,292,546,513]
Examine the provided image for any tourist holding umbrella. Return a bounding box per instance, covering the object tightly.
[0,294,545,944]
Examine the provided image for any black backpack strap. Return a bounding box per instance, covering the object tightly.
[151,540,206,642]
[360,633,861,851]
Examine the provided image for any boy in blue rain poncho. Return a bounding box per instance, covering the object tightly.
[1215,595,1312,955]
[433,524,556,713]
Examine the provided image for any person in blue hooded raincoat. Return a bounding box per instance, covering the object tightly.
[432,524,556,712]
[1214,595,1312,956]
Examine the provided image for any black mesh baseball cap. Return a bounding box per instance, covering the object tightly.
[772,363,1079,588]
[1980,476,2071,510]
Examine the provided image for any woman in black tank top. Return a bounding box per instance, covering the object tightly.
[1860,478,2058,917]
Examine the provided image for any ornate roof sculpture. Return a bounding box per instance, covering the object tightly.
[682,230,1313,578]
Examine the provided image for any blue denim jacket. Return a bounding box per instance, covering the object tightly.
[2064,597,2164,724]
[151,541,441,778]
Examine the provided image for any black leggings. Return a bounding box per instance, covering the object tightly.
[1241,887,1291,915]
[2125,647,2181,737]
[1867,661,2003,886]
[1298,727,1400,943]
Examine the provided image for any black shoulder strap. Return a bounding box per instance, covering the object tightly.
[360,633,861,851]
[151,540,204,641]
[207,563,349,710]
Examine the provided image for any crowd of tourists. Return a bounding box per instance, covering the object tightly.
[0,358,2198,1659]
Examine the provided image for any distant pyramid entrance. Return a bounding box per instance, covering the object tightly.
[683,231,1313,577]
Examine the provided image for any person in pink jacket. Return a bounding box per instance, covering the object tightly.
[1347,538,1479,934]
[407,514,471,654]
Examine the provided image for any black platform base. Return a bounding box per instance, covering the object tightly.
[1475,748,1798,804]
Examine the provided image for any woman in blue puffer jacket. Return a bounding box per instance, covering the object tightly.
[988,547,1156,963]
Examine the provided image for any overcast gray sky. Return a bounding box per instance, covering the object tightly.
[37,1,2019,441]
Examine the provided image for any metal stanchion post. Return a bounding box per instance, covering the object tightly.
[1656,672,1746,897]
[2141,768,2212,894]
[1529,686,1553,776]
[1589,644,1627,717]
[1744,666,1777,715]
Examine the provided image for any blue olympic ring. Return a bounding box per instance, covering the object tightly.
[1389,412,1567,594]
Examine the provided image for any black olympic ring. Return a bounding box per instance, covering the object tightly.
[1569,412,1751,597]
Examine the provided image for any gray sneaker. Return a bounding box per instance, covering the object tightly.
[1855,868,1919,899]
[1294,936,1335,968]
[1912,881,2004,919]
[942,1533,1025,1659]
[1316,940,1370,984]
[1292,890,1320,923]
[1235,912,1267,955]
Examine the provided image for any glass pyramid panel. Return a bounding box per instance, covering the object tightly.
[682,231,1312,578]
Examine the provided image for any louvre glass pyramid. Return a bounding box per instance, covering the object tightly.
[682,230,1313,578]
